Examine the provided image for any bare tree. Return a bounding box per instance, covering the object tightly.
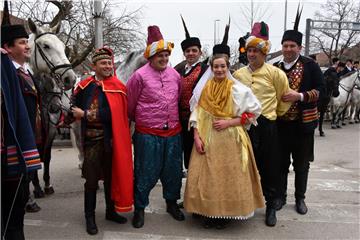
[310,0,360,64]
[233,0,272,34]
[11,0,145,69]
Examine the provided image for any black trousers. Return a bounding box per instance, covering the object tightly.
[277,120,314,200]
[83,139,112,191]
[181,120,194,170]
[248,115,281,207]
[1,175,29,240]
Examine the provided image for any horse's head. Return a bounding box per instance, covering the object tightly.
[324,70,340,98]
[28,19,76,90]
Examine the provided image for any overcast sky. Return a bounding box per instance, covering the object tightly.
[119,0,326,64]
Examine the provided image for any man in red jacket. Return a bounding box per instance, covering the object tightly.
[67,47,133,235]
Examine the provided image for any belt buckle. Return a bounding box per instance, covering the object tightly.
[162,123,168,130]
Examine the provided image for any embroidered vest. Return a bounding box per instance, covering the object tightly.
[279,61,304,121]
[179,64,202,120]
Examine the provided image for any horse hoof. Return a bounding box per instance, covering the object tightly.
[320,132,325,137]
[349,121,354,124]
[336,125,342,128]
[44,186,55,195]
[33,189,45,198]
[331,125,337,129]
[342,123,346,126]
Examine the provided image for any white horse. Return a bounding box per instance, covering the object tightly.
[349,86,360,124]
[116,50,147,83]
[28,18,76,90]
[27,18,76,196]
[331,71,360,128]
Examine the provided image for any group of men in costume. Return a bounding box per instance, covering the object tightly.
[1,6,325,238]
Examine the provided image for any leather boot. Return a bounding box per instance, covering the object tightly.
[295,170,309,202]
[132,208,145,228]
[84,191,98,235]
[104,183,127,224]
[295,199,308,215]
[265,207,277,227]
[166,200,185,221]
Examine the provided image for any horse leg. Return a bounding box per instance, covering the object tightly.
[319,110,325,136]
[355,107,360,123]
[331,109,338,129]
[349,104,355,124]
[43,144,55,195]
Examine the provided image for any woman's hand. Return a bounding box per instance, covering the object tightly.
[213,119,230,131]
[194,130,205,154]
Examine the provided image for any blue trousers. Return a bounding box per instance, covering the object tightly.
[133,132,182,209]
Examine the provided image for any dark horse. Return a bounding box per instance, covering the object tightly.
[318,69,340,136]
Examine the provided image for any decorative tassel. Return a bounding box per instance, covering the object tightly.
[294,3,303,31]
[180,14,191,39]
[1,1,11,26]
[221,16,231,45]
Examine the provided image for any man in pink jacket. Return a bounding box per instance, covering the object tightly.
[126,25,185,228]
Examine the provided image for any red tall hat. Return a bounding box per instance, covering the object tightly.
[144,25,174,59]
[147,25,164,45]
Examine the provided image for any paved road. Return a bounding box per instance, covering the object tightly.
[24,121,359,239]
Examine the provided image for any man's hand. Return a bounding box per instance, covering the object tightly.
[282,89,301,102]
[71,107,85,119]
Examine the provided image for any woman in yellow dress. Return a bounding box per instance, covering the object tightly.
[184,53,265,229]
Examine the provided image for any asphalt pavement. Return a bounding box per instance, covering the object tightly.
[24,121,360,240]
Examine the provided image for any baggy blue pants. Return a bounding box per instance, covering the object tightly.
[133,132,182,209]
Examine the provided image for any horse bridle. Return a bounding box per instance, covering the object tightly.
[43,89,72,126]
[34,32,72,89]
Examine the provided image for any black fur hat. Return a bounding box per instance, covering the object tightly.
[1,1,29,46]
[281,4,303,46]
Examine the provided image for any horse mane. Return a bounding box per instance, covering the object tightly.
[340,71,357,80]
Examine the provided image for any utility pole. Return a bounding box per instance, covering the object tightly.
[214,19,220,45]
[284,0,287,31]
[94,0,103,48]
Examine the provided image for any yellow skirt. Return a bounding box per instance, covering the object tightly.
[184,124,265,219]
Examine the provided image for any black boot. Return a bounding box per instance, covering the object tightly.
[295,170,309,215]
[84,190,98,235]
[166,200,185,221]
[295,199,308,215]
[104,183,127,224]
[265,207,277,227]
[132,208,145,228]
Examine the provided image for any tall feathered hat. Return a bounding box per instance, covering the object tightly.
[281,4,303,46]
[1,1,29,46]
[143,25,174,59]
[180,15,201,51]
[245,21,271,55]
[212,17,230,57]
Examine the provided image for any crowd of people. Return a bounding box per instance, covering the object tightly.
[2,6,359,240]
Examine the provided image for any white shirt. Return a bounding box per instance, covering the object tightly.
[184,60,201,75]
[280,55,300,71]
[12,61,33,74]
